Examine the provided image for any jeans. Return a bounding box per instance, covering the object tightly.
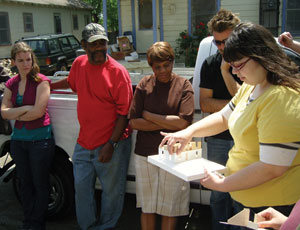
[72,136,131,230]
[10,139,55,230]
[207,137,234,230]
[232,199,295,230]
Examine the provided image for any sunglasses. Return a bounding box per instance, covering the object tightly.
[213,38,227,46]
[230,58,251,71]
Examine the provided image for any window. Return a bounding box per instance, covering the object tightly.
[23,13,34,32]
[54,13,62,34]
[138,0,152,30]
[259,0,279,36]
[26,40,47,55]
[286,0,300,35]
[84,15,90,25]
[191,0,217,34]
[73,15,78,30]
[0,12,11,45]
[48,39,61,54]
[59,37,71,51]
[68,36,80,49]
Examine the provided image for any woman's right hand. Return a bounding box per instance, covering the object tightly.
[256,207,288,230]
[160,129,193,155]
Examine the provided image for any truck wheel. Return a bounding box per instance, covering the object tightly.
[12,158,74,219]
[47,159,75,219]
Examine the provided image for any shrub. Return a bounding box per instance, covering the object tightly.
[175,22,209,67]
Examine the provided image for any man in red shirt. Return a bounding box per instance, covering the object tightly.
[51,23,133,230]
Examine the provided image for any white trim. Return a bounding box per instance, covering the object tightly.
[260,143,299,166]
[220,104,232,121]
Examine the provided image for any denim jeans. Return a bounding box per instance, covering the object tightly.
[10,139,55,230]
[232,199,295,230]
[206,137,234,230]
[72,136,131,230]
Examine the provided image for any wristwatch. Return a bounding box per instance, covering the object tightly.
[108,139,118,149]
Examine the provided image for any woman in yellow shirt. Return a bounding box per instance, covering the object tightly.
[160,22,300,224]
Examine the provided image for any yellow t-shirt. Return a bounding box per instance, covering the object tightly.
[227,83,300,207]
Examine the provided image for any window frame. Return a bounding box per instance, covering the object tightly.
[23,12,34,32]
[72,14,78,30]
[54,13,62,34]
[284,0,300,36]
[0,12,11,46]
[58,37,72,51]
[84,15,90,25]
[259,0,280,36]
[138,0,153,30]
[189,0,218,36]
[67,35,80,49]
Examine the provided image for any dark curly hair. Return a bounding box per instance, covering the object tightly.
[11,42,41,82]
[224,22,300,92]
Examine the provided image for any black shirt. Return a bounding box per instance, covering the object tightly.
[200,52,242,140]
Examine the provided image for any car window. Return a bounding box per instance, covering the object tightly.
[59,37,72,51]
[48,39,61,54]
[26,40,47,55]
[68,36,80,49]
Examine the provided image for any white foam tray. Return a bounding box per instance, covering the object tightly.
[148,155,227,182]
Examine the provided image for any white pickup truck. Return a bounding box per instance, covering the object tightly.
[0,37,219,219]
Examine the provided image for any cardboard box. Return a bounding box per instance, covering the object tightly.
[110,51,126,60]
[110,50,132,60]
[220,208,265,230]
[118,36,132,52]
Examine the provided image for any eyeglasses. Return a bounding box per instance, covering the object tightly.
[230,58,251,71]
[213,38,227,46]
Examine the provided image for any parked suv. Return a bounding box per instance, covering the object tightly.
[20,34,81,75]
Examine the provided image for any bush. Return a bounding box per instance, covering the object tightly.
[175,22,209,67]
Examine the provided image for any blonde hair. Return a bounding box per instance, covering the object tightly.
[11,42,41,82]
[207,9,240,33]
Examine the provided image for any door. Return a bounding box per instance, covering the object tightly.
[135,0,160,53]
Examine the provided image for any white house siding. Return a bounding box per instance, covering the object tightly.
[119,0,187,52]
[221,0,260,24]
[119,0,299,54]
[120,0,132,34]
[162,0,188,49]
[0,2,91,58]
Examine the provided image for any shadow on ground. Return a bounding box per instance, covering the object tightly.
[0,179,211,230]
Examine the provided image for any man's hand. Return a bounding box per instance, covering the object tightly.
[278,32,293,49]
[98,143,113,163]
[220,58,231,74]
[220,57,241,96]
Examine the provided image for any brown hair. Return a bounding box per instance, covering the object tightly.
[11,42,41,82]
[224,22,300,92]
[207,9,241,34]
[147,41,175,66]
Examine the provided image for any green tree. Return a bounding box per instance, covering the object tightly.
[83,0,118,32]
